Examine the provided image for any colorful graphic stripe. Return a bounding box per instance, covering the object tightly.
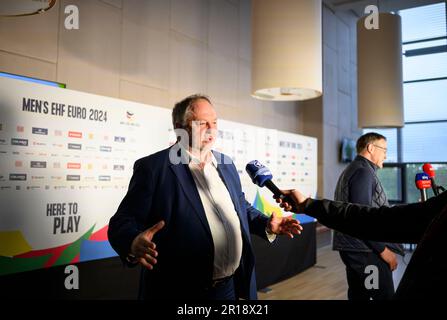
[0,225,116,276]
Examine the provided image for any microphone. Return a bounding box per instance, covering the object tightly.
[422,163,445,196]
[415,172,432,202]
[245,160,289,201]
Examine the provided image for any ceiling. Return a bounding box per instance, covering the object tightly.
[323,0,445,17]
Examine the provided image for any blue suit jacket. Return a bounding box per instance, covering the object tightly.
[108,145,270,299]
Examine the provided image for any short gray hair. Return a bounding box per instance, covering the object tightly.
[171,94,212,129]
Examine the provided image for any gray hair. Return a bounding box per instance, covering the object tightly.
[356,132,387,153]
[171,94,212,129]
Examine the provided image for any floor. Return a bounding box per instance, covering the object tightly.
[258,230,413,300]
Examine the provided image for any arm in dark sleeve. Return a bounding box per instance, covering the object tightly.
[349,168,386,254]
[107,159,154,264]
[303,191,447,244]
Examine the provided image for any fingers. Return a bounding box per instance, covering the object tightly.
[145,220,165,238]
[137,249,159,270]
[139,257,156,270]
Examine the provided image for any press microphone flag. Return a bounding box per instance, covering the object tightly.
[415,172,432,202]
[245,160,286,200]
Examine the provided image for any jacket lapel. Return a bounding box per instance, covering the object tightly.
[169,153,213,240]
[213,152,247,227]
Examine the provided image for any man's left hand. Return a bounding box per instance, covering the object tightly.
[267,212,303,238]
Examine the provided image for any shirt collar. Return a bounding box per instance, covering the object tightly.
[179,144,217,168]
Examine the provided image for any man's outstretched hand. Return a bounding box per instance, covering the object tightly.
[130,220,165,270]
[267,211,303,238]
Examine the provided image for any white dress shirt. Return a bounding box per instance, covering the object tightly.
[186,149,243,280]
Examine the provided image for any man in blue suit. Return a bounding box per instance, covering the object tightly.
[108,94,302,300]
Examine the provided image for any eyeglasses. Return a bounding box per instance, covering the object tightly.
[372,144,387,153]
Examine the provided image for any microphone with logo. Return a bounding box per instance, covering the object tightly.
[422,163,445,196]
[415,172,432,202]
[245,160,297,210]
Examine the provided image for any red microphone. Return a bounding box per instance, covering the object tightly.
[422,163,445,196]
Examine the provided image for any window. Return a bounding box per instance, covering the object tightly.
[364,2,447,204]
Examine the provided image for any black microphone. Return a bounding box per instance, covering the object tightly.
[245,160,296,209]
[422,163,445,195]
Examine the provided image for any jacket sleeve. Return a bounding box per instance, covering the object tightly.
[348,168,386,254]
[107,158,154,264]
[303,191,447,244]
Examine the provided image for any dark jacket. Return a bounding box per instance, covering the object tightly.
[333,155,403,255]
[108,145,270,300]
[303,191,447,299]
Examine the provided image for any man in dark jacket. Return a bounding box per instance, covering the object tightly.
[107,94,302,300]
[333,132,403,300]
[275,189,447,300]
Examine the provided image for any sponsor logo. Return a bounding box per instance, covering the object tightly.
[16,125,24,133]
[0,175,5,181]
[1,186,11,190]
[53,162,61,169]
[54,130,63,136]
[120,111,140,127]
[51,175,63,180]
[114,136,126,143]
[67,163,81,169]
[68,143,82,150]
[68,131,82,138]
[0,123,3,131]
[32,127,48,135]
[100,146,112,152]
[113,165,125,171]
[27,186,41,190]
[33,141,47,147]
[99,175,111,181]
[10,173,26,181]
[67,175,80,181]
[15,161,23,167]
[12,151,19,155]
[31,175,45,180]
[101,164,108,170]
[87,164,93,170]
[52,143,63,148]
[31,161,47,169]
[0,138,7,145]
[88,133,94,139]
[11,138,28,146]
[85,146,96,151]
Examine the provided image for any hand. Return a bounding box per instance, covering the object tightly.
[273,189,309,213]
[380,247,398,271]
[267,211,303,238]
[130,220,165,270]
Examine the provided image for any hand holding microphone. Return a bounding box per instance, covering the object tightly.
[245,160,303,237]
[245,160,309,214]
